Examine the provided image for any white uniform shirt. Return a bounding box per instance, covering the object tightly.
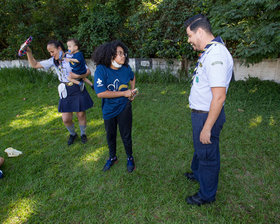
[189,43,233,111]
[39,55,73,83]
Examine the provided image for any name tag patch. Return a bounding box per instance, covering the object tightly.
[211,61,223,66]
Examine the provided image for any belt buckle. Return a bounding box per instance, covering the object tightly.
[67,82,73,86]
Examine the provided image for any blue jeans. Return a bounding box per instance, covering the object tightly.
[191,108,225,201]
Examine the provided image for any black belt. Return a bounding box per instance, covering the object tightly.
[191,109,208,113]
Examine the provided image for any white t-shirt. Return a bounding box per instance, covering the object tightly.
[189,43,233,111]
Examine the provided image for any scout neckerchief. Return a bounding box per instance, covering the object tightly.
[54,57,64,82]
[191,36,225,85]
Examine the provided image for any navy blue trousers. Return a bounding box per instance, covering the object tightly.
[191,108,225,201]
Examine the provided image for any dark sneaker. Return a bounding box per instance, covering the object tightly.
[68,134,77,145]
[103,157,118,172]
[81,134,87,144]
[127,156,135,173]
[184,172,198,182]
[186,193,215,206]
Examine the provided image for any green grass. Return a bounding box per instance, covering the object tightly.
[0,68,280,223]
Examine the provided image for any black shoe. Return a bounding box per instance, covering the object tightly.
[103,157,118,172]
[68,134,77,145]
[81,134,87,144]
[186,193,215,206]
[127,156,135,173]
[184,172,198,182]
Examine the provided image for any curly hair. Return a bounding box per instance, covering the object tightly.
[92,40,129,67]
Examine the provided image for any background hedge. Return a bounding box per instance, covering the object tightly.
[1,0,279,64]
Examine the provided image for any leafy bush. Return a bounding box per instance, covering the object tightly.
[209,0,280,64]
[75,3,124,58]
[0,0,88,59]
[0,0,279,64]
[123,0,196,60]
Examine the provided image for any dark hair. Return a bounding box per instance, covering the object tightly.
[67,38,81,50]
[92,40,129,68]
[47,40,66,52]
[47,40,65,67]
[184,14,212,34]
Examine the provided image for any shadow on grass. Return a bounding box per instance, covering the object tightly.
[0,71,280,223]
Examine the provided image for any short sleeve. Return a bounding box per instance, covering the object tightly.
[39,58,54,70]
[206,53,228,87]
[73,52,84,63]
[128,65,134,81]
[94,65,107,94]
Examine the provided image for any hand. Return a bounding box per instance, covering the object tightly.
[69,72,77,79]
[200,128,212,144]
[128,96,135,101]
[131,88,138,96]
[123,89,132,98]
[26,46,32,53]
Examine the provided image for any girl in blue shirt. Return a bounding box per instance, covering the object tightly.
[93,40,136,173]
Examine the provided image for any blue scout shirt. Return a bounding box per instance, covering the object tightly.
[68,51,87,75]
[94,64,134,120]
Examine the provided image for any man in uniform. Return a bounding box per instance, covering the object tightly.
[184,14,233,206]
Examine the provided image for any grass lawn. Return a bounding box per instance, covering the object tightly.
[0,68,279,223]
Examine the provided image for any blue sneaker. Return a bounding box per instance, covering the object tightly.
[127,156,135,173]
[103,157,118,172]
[79,81,85,92]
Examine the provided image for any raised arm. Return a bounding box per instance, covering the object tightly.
[26,47,44,69]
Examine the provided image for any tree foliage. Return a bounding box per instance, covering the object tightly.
[0,0,279,64]
[209,0,280,63]
[123,0,195,59]
[0,0,88,59]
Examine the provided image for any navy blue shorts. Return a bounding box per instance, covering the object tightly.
[58,84,93,113]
